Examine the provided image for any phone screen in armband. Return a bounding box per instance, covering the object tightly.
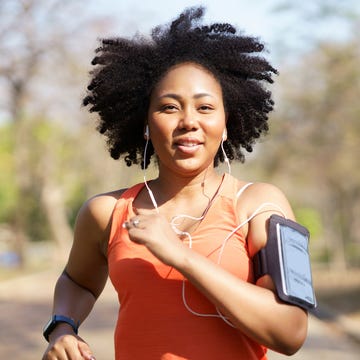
[253,214,317,310]
[277,223,316,308]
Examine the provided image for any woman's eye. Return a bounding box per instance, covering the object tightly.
[199,105,213,111]
[161,104,178,112]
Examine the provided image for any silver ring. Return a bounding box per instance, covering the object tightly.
[132,219,140,228]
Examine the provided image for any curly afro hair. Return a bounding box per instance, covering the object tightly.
[83,6,277,168]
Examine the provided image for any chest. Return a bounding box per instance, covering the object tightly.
[108,196,254,296]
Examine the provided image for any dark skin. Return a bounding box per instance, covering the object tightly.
[43,63,307,360]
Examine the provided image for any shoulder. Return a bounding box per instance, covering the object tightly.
[237,182,294,219]
[235,181,295,256]
[65,189,127,296]
[76,189,127,235]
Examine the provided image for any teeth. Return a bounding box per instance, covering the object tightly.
[178,142,198,147]
[182,143,196,147]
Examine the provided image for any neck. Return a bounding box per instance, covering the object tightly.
[149,166,222,206]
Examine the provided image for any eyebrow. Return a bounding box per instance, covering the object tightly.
[159,92,214,100]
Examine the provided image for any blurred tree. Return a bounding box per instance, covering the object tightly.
[0,125,17,223]
[0,0,142,266]
[0,0,97,265]
[258,36,360,270]
[269,0,360,269]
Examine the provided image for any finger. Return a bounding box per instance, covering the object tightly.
[123,217,141,229]
[78,340,95,360]
[45,335,82,359]
[131,217,142,228]
[122,221,130,230]
[85,354,96,360]
[122,219,144,231]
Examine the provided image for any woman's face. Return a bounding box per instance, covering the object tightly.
[147,62,227,177]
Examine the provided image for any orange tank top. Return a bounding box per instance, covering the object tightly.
[108,174,267,359]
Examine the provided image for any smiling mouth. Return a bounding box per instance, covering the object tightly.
[174,140,202,154]
[174,138,202,147]
[176,142,200,147]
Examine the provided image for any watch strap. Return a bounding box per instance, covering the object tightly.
[43,315,79,342]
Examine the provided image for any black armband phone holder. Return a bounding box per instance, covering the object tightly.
[253,214,317,311]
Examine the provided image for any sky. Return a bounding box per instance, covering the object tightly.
[0,0,285,124]
[87,0,277,40]
[0,0,357,124]
[85,0,358,64]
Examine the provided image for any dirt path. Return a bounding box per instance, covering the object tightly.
[0,267,359,360]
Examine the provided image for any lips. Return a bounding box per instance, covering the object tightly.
[173,137,203,154]
[176,141,200,147]
[174,137,202,147]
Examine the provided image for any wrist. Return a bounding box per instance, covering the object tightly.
[47,322,78,342]
[170,243,195,271]
[43,315,79,342]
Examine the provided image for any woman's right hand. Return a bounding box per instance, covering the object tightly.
[42,327,95,360]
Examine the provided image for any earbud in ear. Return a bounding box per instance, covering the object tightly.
[144,125,150,139]
[220,129,231,174]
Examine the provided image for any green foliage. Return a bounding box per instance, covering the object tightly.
[0,124,17,222]
[294,207,323,241]
[66,182,88,228]
[346,243,360,267]
[0,118,90,242]
[255,31,360,268]
[24,190,52,242]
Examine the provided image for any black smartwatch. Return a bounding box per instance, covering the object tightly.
[43,315,79,342]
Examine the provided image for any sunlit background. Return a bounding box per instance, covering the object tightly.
[0,1,359,359]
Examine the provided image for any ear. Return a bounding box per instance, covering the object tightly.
[144,125,150,140]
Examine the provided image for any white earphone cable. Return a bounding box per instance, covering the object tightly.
[170,201,286,327]
[220,138,231,175]
[143,136,159,213]
[142,134,286,327]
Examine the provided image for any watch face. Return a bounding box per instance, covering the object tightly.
[43,316,57,341]
[43,317,54,332]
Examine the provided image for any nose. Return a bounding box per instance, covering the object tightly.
[178,108,198,131]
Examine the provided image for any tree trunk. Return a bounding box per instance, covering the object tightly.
[326,192,347,271]
[41,181,73,263]
[12,107,32,267]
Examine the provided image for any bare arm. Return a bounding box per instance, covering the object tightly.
[173,241,307,355]
[127,183,308,355]
[43,192,119,360]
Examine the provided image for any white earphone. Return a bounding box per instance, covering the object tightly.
[143,124,159,212]
[221,129,231,174]
[144,125,150,139]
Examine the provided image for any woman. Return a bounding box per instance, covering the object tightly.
[42,7,308,360]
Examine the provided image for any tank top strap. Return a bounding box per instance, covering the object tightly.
[236,182,253,199]
[113,182,145,210]
[108,182,145,252]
